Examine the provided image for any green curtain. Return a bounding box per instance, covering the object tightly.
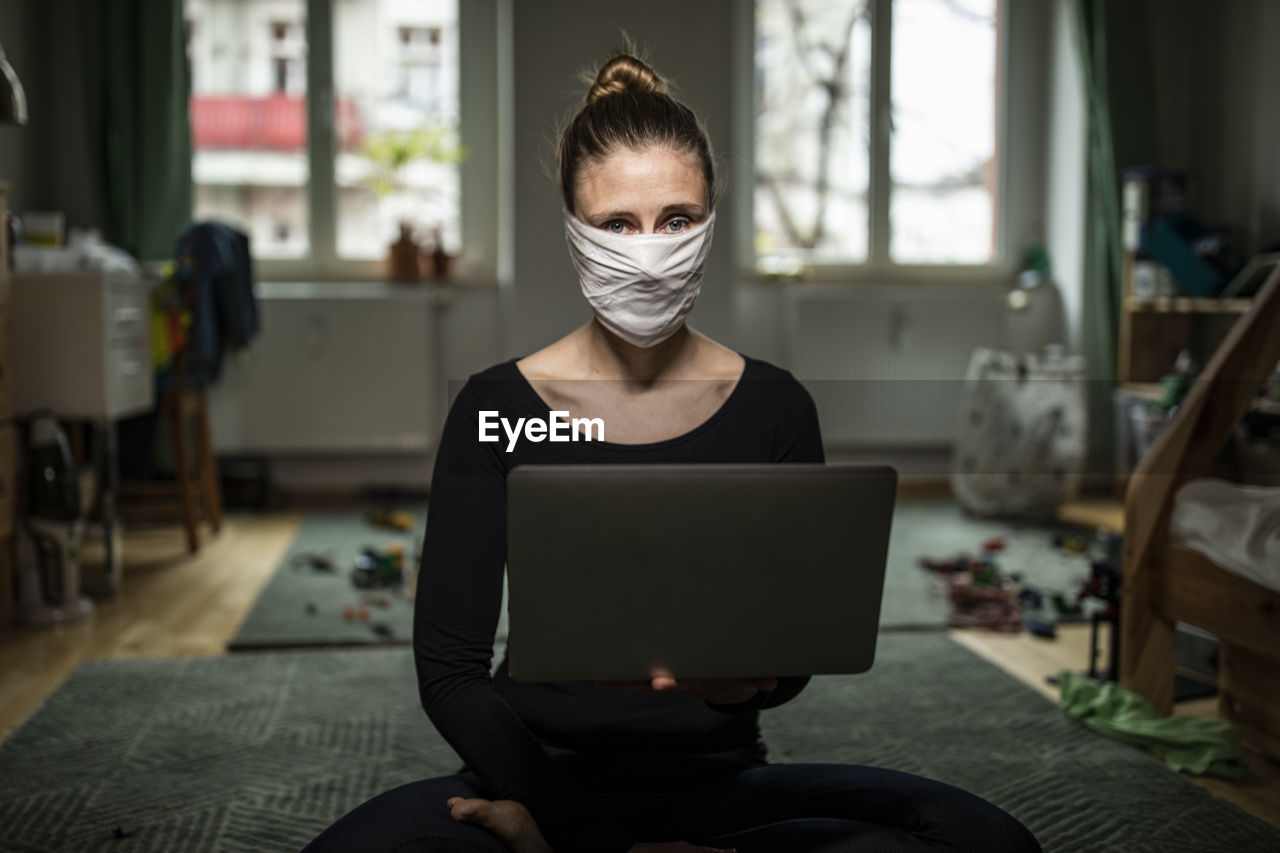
[1070,0,1157,475]
[100,0,193,262]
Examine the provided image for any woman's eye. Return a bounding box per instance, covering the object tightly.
[604,221,627,234]
[666,218,690,233]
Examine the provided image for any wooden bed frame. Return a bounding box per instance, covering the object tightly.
[1121,265,1280,760]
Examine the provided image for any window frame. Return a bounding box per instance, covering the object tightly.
[193,0,497,284]
[742,0,1042,286]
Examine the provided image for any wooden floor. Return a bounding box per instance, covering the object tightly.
[1,506,1277,833]
[954,625,1280,829]
[0,514,297,741]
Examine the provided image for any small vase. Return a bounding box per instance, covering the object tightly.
[388,223,421,281]
[425,227,453,281]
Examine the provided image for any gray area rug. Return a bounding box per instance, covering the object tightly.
[878,499,1091,629]
[230,500,1085,650]
[228,508,430,649]
[2,634,1277,852]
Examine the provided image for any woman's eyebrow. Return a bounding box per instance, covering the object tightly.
[659,203,708,219]
[585,210,635,226]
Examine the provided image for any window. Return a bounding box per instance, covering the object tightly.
[754,0,1004,275]
[335,8,459,261]
[185,0,461,271]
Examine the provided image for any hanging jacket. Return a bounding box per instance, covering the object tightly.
[162,221,261,390]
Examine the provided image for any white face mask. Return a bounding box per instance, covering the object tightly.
[563,209,716,348]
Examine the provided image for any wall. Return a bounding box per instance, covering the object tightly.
[1251,0,1280,249]
[508,0,738,358]
[0,0,36,212]
[1185,0,1280,251]
[0,0,105,231]
[1126,0,1280,251]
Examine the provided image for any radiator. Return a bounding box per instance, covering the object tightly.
[784,285,1009,447]
[209,282,437,454]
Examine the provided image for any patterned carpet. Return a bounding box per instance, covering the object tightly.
[2,634,1277,852]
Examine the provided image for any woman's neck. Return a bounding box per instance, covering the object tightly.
[581,318,693,383]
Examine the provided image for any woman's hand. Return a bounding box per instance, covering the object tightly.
[600,667,778,705]
[446,796,553,853]
[629,843,737,852]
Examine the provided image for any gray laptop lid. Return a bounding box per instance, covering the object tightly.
[506,464,896,682]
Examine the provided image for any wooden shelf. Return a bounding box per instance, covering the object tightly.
[1125,296,1253,314]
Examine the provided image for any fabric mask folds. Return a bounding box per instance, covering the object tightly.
[563,209,716,348]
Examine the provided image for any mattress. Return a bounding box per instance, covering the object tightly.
[1170,478,1280,594]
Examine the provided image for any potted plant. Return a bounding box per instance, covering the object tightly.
[361,126,465,281]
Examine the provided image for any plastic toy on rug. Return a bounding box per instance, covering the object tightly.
[919,538,1023,631]
[351,544,406,589]
[947,574,1023,631]
[366,509,414,532]
[291,550,339,573]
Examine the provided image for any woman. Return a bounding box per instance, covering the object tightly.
[305,54,1041,853]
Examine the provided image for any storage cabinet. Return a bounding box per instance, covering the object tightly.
[10,271,154,420]
[8,269,155,590]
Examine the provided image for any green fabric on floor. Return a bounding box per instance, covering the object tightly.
[1058,671,1250,778]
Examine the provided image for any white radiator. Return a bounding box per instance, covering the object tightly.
[784,285,1009,447]
[209,282,438,454]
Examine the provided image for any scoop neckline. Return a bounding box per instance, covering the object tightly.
[506,353,754,451]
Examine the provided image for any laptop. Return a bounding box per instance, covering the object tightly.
[505,463,897,682]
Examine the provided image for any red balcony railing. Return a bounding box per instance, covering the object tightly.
[190,94,363,151]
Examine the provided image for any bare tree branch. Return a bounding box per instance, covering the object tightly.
[763,0,869,250]
[784,0,822,84]
[809,1,865,248]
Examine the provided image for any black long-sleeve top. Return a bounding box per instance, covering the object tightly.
[413,354,825,852]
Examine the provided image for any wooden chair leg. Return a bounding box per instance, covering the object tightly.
[194,392,223,534]
[168,392,200,554]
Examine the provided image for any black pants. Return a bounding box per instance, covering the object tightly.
[302,760,1042,852]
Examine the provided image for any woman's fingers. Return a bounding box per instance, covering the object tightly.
[651,673,678,691]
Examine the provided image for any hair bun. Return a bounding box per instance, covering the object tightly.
[586,55,667,104]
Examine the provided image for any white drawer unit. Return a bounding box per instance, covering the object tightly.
[11,270,155,420]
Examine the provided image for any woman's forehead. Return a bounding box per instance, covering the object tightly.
[576,146,707,214]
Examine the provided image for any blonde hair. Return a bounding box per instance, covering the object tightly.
[557,54,718,212]
[585,54,668,103]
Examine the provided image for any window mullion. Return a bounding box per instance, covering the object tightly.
[306,0,336,271]
[868,0,893,268]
